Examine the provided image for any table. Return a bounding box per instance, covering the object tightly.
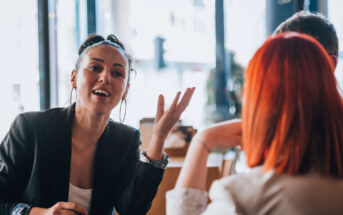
[147,153,223,215]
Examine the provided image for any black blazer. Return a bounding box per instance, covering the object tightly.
[0,104,164,215]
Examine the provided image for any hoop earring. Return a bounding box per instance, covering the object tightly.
[119,99,127,122]
[69,88,77,105]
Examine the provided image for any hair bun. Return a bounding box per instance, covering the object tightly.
[78,34,105,55]
[106,34,125,50]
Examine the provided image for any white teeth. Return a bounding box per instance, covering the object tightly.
[93,89,110,96]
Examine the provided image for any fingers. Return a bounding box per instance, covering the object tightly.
[170,91,181,108]
[156,87,195,123]
[176,87,196,113]
[151,87,195,143]
[55,202,88,215]
[155,94,165,122]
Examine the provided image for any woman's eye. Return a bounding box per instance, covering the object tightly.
[112,71,124,77]
[89,66,101,72]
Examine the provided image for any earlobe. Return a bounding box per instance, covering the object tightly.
[71,70,77,88]
[122,84,130,100]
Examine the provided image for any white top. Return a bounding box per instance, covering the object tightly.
[166,166,343,215]
[68,183,92,212]
[65,151,165,213]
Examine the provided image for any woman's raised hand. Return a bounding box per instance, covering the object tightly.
[146,87,196,160]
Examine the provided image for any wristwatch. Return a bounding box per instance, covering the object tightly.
[140,151,169,169]
[11,203,33,215]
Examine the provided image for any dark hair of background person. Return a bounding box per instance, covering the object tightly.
[243,33,343,177]
[75,34,134,84]
[274,11,339,57]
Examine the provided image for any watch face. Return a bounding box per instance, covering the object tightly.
[12,203,32,215]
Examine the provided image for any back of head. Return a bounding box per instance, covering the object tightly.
[274,11,339,57]
[243,32,343,177]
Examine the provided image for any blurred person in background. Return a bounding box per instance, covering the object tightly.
[274,10,339,69]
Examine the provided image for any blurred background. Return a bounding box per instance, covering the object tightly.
[1,0,343,141]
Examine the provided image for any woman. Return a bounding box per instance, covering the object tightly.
[167,33,343,215]
[0,34,195,215]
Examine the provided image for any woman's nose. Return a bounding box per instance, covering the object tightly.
[98,70,110,84]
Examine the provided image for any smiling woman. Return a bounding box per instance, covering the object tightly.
[72,43,129,115]
[0,34,195,215]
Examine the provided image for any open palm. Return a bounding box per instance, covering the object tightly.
[147,87,195,160]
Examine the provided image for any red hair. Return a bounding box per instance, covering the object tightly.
[242,33,343,177]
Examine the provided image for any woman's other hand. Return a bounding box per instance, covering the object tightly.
[194,119,242,152]
[29,202,88,215]
[174,119,242,190]
[146,87,196,160]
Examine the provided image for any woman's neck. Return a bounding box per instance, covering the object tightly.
[72,103,110,148]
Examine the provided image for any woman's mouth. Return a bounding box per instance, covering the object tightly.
[92,89,111,97]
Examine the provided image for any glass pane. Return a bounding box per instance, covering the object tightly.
[225,0,266,66]
[0,1,39,140]
[57,0,87,107]
[328,0,343,87]
[97,0,215,129]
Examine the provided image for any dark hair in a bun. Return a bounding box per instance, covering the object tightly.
[78,34,105,55]
[106,34,126,50]
[75,34,134,83]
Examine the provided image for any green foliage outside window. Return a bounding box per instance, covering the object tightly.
[205,52,244,124]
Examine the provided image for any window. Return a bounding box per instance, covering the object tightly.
[97,0,216,128]
[57,0,87,107]
[0,1,39,139]
[225,0,266,66]
[328,0,343,88]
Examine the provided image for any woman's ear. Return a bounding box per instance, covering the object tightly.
[122,84,130,100]
[330,55,338,71]
[71,70,77,88]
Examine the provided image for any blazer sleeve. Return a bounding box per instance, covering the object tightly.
[0,114,34,214]
[114,130,165,215]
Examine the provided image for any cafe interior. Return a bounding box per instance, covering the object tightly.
[1,0,343,214]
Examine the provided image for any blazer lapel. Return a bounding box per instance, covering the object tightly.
[91,122,133,213]
[41,105,74,203]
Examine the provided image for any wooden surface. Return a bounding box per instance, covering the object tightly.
[147,153,223,215]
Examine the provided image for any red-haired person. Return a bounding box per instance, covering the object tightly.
[167,33,343,215]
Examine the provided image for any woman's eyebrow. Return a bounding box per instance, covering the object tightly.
[113,63,124,67]
[90,58,104,63]
[90,58,124,67]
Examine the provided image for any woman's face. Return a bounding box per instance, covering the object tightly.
[71,45,129,115]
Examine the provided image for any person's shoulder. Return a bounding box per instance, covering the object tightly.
[20,106,65,117]
[210,166,276,201]
[18,106,66,117]
[208,167,277,213]
[14,107,67,126]
[216,166,267,186]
